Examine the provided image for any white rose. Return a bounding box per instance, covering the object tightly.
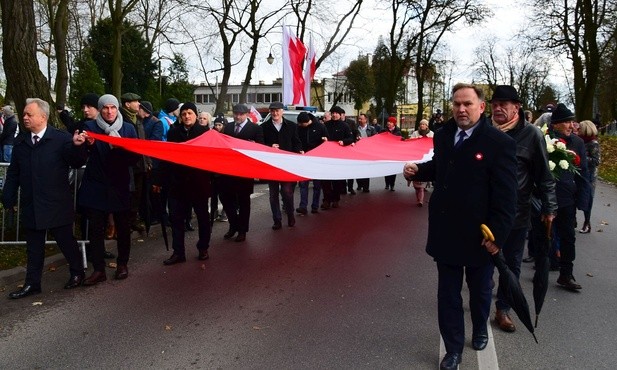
[559,160,569,169]
[549,160,556,171]
[547,144,555,153]
[556,141,566,150]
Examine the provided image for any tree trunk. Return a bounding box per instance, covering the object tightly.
[1,0,56,125]
[52,0,70,106]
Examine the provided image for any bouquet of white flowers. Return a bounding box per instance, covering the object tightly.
[541,125,580,179]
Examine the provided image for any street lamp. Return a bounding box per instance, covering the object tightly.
[266,43,282,65]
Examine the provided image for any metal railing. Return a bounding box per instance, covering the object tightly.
[1,162,89,268]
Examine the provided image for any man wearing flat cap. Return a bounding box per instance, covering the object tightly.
[489,85,557,332]
[261,102,302,230]
[548,103,590,291]
[219,103,264,242]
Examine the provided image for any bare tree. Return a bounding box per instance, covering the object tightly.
[1,0,55,123]
[108,0,140,97]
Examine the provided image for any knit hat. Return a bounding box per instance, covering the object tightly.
[98,94,119,110]
[550,103,575,124]
[388,116,397,124]
[180,102,198,116]
[329,106,345,114]
[139,101,153,115]
[297,112,312,124]
[164,98,180,113]
[80,93,100,108]
[120,92,141,103]
[213,116,226,125]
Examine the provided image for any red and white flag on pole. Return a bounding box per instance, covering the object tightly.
[304,33,316,106]
[282,25,307,105]
[249,105,261,124]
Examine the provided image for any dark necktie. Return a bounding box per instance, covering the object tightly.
[33,135,40,145]
[454,131,467,149]
[234,123,241,135]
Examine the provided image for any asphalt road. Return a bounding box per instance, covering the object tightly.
[1,177,616,369]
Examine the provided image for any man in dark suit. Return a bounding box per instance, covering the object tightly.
[404,83,517,370]
[261,102,302,229]
[2,98,88,298]
[219,103,264,242]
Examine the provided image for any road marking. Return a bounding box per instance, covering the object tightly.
[439,325,499,369]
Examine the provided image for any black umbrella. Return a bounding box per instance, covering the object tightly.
[481,224,538,343]
[532,219,552,328]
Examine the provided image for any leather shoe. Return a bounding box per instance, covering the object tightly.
[288,215,296,227]
[114,264,128,280]
[522,256,535,263]
[83,271,107,286]
[557,275,582,290]
[8,284,42,299]
[272,221,282,230]
[440,352,462,370]
[198,250,209,260]
[103,250,116,259]
[224,229,237,240]
[185,222,195,231]
[472,333,489,350]
[235,232,246,242]
[296,207,308,215]
[64,275,84,289]
[495,309,516,332]
[348,189,356,195]
[163,254,186,265]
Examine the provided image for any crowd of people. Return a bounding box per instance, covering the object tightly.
[1,84,602,370]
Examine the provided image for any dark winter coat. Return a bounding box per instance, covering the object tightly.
[0,115,17,146]
[2,127,87,229]
[261,117,302,153]
[298,121,328,152]
[325,119,354,145]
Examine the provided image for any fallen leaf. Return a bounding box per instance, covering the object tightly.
[17,284,23,289]
[32,301,43,306]
[385,274,391,278]
[137,239,144,243]
[48,265,57,272]
[601,220,609,225]
[200,264,206,270]
[597,229,604,232]
[108,262,117,268]
[165,325,172,331]
[586,273,594,277]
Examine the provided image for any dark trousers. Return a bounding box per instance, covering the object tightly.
[384,174,396,189]
[268,181,295,222]
[554,204,577,276]
[437,262,494,354]
[25,224,83,287]
[87,208,131,272]
[168,196,210,256]
[496,227,528,311]
[219,189,252,233]
[356,178,370,191]
[298,180,321,210]
[321,179,345,203]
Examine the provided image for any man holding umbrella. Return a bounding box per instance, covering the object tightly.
[403,83,517,370]
[489,85,557,333]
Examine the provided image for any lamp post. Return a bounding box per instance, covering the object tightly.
[266,43,282,65]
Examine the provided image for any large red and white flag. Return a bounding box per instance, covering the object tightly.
[87,131,434,182]
[304,33,317,106]
[282,25,307,105]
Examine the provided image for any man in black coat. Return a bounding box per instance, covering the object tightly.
[2,98,88,298]
[1,105,18,162]
[404,83,517,370]
[296,112,327,214]
[261,102,302,229]
[489,85,557,332]
[320,106,354,209]
[157,102,211,265]
[219,103,264,242]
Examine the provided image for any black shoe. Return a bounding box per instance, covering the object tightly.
[103,250,116,259]
[83,271,107,286]
[8,284,42,299]
[272,221,282,230]
[311,208,319,214]
[440,353,462,370]
[578,224,591,233]
[224,229,237,240]
[296,207,308,215]
[523,256,535,263]
[472,333,489,350]
[348,189,356,195]
[288,215,296,227]
[64,275,84,289]
[131,222,146,233]
[235,232,246,242]
[163,254,186,265]
[185,222,195,231]
[362,189,370,193]
[114,264,129,280]
[198,250,209,260]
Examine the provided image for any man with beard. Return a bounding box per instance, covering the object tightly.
[404,83,517,370]
[79,94,138,285]
[489,85,557,332]
[157,102,211,265]
[261,102,302,229]
[219,104,264,242]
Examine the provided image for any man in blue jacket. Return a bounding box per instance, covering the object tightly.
[3,98,88,298]
[404,83,517,370]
